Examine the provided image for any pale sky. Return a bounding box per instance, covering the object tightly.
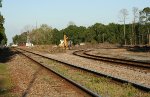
[1,0,150,44]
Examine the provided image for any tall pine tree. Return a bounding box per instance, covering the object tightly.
[0,0,7,45]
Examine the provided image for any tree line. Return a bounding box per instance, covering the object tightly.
[13,7,150,46]
[0,0,7,45]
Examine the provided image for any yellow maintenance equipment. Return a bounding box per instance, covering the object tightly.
[64,34,68,49]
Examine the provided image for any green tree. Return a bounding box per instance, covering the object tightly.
[106,23,118,43]
[139,7,150,45]
[12,32,27,45]
[91,23,106,43]
[0,0,7,45]
[29,24,53,45]
[52,28,63,45]
[13,35,19,44]
[60,25,86,45]
[0,0,2,7]
[85,27,96,43]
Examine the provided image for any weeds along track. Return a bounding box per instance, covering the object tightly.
[15,48,150,97]
[16,49,100,97]
[73,50,150,69]
[73,50,150,90]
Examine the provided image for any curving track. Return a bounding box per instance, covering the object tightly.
[16,48,150,93]
[73,50,150,69]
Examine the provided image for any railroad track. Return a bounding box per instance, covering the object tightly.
[73,50,150,69]
[16,48,101,97]
[16,48,150,93]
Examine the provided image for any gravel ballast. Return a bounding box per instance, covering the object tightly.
[30,50,150,88]
[7,50,91,97]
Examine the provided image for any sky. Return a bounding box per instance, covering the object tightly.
[1,0,150,44]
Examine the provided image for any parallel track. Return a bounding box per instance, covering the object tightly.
[16,48,101,97]
[73,50,150,69]
[17,48,150,92]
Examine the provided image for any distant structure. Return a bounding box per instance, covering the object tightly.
[80,43,85,46]
[26,32,33,47]
[11,44,18,47]
[26,42,33,47]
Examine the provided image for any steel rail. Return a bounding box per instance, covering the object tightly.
[73,50,150,68]
[84,50,150,66]
[16,49,101,97]
[17,48,150,92]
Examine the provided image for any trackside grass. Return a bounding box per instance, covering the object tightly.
[45,60,150,97]
[0,64,15,97]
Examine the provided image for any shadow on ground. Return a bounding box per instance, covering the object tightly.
[127,46,150,52]
[0,47,19,63]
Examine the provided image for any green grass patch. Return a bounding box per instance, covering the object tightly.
[45,60,150,97]
[0,63,15,97]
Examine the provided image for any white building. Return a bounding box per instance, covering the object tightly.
[26,42,34,47]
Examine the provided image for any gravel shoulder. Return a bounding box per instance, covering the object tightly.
[6,50,91,97]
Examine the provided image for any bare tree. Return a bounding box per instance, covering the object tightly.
[133,7,139,24]
[23,25,34,32]
[119,9,128,45]
[21,25,34,44]
[132,7,139,45]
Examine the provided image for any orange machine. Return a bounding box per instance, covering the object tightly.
[64,34,68,49]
